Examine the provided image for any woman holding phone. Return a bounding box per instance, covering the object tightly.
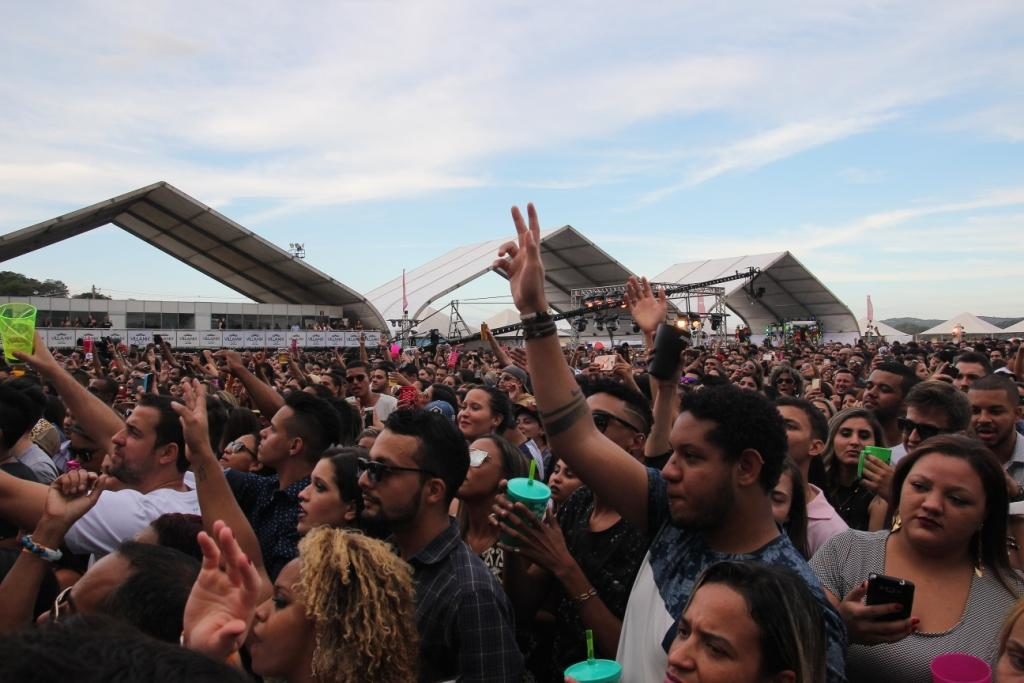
[811,435,1022,682]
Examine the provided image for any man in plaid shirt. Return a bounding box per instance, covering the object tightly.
[359,409,524,682]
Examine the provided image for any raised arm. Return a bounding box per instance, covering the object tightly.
[217,350,285,418]
[482,323,512,368]
[625,277,676,458]
[173,380,272,595]
[15,332,123,448]
[493,204,649,530]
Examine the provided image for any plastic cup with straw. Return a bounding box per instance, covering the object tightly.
[500,459,551,547]
[563,629,622,682]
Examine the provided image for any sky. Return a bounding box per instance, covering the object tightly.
[1,1,1022,326]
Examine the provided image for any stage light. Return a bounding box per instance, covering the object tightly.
[675,319,688,330]
[631,322,640,334]
[710,314,722,331]
[576,318,588,332]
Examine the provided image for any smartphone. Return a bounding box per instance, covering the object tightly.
[865,573,914,621]
[811,378,821,390]
[595,354,617,372]
[447,350,460,369]
[153,334,163,345]
[290,338,298,354]
[142,373,154,393]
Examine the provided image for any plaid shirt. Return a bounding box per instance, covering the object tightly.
[226,470,307,580]
[411,519,524,682]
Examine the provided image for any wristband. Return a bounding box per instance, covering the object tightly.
[20,534,63,563]
[572,586,598,604]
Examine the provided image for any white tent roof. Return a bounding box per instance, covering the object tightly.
[367,225,638,324]
[483,308,522,329]
[654,252,858,335]
[920,312,1003,336]
[1002,318,1024,334]
[0,182,388,329]
[859,319,913,342]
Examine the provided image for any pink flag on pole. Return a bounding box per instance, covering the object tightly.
[697,295,706,314]
[402,269,408,312]
[866,295,874,322]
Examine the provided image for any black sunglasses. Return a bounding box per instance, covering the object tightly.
[224,440,256,457]
[897,417,945,441]
[357,457,435,484]
[68,446,98,463]
[592,410,640,434]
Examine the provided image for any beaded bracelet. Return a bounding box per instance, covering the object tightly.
[20,534,63,563]
[572,586,598,604]
[523,312,558,341]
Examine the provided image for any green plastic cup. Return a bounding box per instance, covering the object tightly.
[0,304,37,364]
[858,445,892,479]
[564,658,622,683]
[501,477,551,546]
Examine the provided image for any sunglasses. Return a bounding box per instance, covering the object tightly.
[347,374,367,382]
[469,449,490,468]
[592,410,640,434]
[50,586,76,623]
[775,377,795,385]
[357,457,435,484]
[224,441,256,457]
[897,417,945,441]
[68,446,98,463]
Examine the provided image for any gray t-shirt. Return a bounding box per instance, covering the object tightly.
[15,443,58,484]
[811,529,1023,683]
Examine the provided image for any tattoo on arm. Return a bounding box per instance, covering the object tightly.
[194,461,208,483]
[539,390,590,438]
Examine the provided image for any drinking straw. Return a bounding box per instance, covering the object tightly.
[528,459,537,485]
[586,629,594,662]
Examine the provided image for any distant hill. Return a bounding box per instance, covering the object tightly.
[882,316,1024,335]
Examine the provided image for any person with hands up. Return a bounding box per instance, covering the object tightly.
[811,434,1023,682]
[493,203,847,683]
[0,469,108,634]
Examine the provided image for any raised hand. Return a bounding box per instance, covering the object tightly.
[42,470,109,531]
[183,521,262,660]
[493,203,548,315]
[171,379,215,463]
[625,276,668,334]
[12,331,59,373]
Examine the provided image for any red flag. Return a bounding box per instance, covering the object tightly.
[697,295,706,314]
[866,295,874,323]
[402,269,408,312]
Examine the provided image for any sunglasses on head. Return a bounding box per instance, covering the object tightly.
[896,417,945,441]
[357,456,435,484]
[592,410,640,434]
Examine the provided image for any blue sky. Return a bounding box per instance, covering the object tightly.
[1,1,1022,324]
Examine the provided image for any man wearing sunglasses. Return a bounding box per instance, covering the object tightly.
[345,360,397,428]
[357,409,522,682]
[889,380,970,466]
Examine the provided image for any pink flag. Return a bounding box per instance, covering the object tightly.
[402,269,408,312]
[866,295,874,322]
[697,295,706,314]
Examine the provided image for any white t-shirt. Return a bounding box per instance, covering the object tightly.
[348,393,398,424]
[64,482,200,557]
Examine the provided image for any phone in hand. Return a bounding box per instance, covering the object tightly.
[811,378,821,390]
[595,354,617,372]
[398,385,418,406]
[865,573,914,621]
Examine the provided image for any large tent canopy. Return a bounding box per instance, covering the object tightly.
[920,312,1003,337]
[366,226,639,326]
[0,182,388,329]
[1003,318,1024,334]
[654,252,859,337]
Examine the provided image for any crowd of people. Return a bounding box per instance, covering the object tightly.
[0,203,1023,682]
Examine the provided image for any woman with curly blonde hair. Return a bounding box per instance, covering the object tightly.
[183,522,417,683]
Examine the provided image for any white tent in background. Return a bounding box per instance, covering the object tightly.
[1003,318,1024,335]
[920,312,1003,338]
[859,319,913,343]
[483,308,522,330]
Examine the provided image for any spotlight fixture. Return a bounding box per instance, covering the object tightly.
[631,322,640,334]
[674,319,689,330]
[710,314,722,331]
[576,318,588,332]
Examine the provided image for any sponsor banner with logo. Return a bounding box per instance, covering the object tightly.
[174,330,202,348]
[363,331,382,347]
[265,331,289,349]
[324,331,346,347]
[221,331,246,348]
[198,330,223,348]
[305,331,327,348]
[44,330,78,348]
[125,330,154,347]
[243,331,266,349]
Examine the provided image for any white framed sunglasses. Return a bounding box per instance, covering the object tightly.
[469,449,490,468]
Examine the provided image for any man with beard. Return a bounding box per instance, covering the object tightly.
[0,335,198,558]
[861,362,919,448]
[969,374,1024,491]
[358,409,522,682]
[491,203,847,683]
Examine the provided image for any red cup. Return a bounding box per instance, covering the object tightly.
[931,652,990,683]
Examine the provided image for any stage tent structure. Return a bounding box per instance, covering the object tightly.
[1003,318,1024,335]
[859,319,913,344]
[0,182,388,330]
[366,226,639,332]
[653,252,859,342]
[920,313,1003,338]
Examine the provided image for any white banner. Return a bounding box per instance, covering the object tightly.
[36,328,380,349]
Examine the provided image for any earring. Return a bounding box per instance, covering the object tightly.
[890,512,902,533]
[975,531,984,578]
